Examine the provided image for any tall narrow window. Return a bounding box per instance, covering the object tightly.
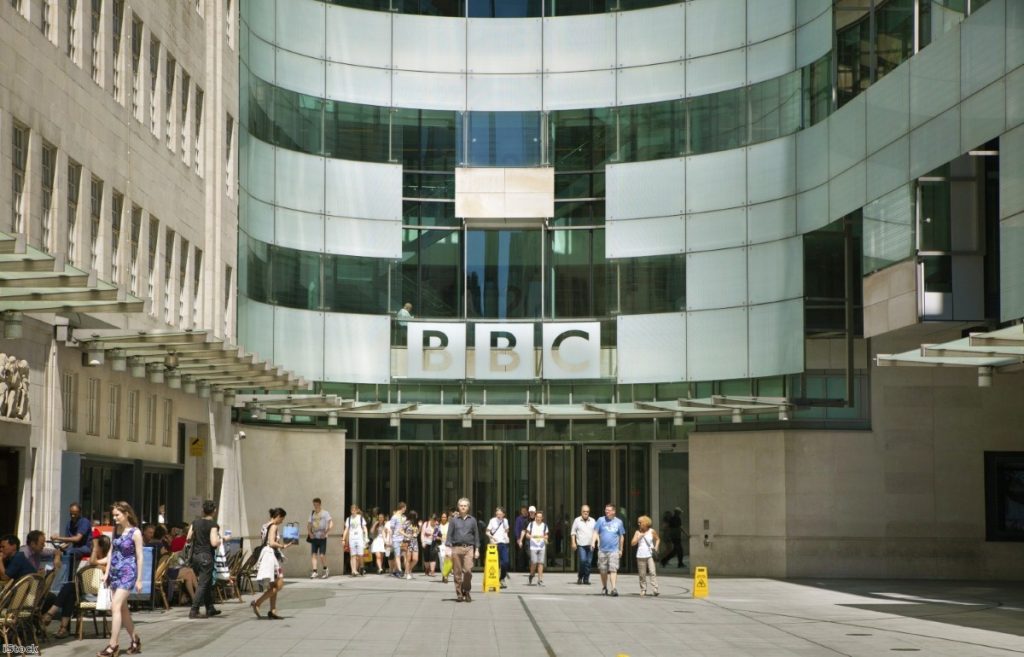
[179,70,191,161]
[61,372,77,432]
[145,393,157,444]
[66,0,78,62]
[178,238,189,325]
[225,0,234,49]
[146,215,157,304]
[149,36,160,134]
[110,191,123,283]
[111,0,123,102]
[41,143,57,250]
[130,13,142,118]
[193,87,204,175]
[225,113,235,194]
[129,205,141,294]
[164,227,175,322]
[42,0,53,41]
[126,389,139,442]
[11,123,27,235]
[192,248,203,325]
[66,160,82,263]
[162,398,173,447]
[86,377,101,436]
[10,1,23,17]
[89,177,103,271]
[107,384,120,439]
[223,264,233,336]
[164,54,175,149]
[90,0,101,83]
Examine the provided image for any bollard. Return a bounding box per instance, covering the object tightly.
[693,566,709,598]
[483,544,500,592]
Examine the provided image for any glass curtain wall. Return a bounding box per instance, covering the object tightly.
[320,0,680,18]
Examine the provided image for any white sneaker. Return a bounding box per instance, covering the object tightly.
[320,568,329,579]
[405,574,412,580]
[309,571,317,579]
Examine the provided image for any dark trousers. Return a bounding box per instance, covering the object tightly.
[191,552,216,613]
[496,543,509,580]
[576,545,593,583]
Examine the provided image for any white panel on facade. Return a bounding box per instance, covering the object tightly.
[748,237,802,304]
[865,64,910,154]
[273,307,324,382]
[473,323,536,380]
[1011,67,1024,130]
[408,323,466,379]
[962,80,1006,153]
[543,14,616,72]
[616,3,685,68]
[828,161,866,221]
[393,14,465,73]
[866,136,910,201]
[276,0,325,58]
[748,299,804,377]
[325,159,402,220]
[748,136,796,204]
[829,93,867,178]
[748,197,797,244]
[324,216,401,259]
[1000,124,1024,219]
[748,0,796,43]
[275,49,326,97]
[796,6,832,68]
[910,107,962,179]
[1010,0,1024,71]
[544,71,617,110]
[243,193,276,244]
[685,49,746,97]
[686,207,747,252]
[249,34,277,83]
[961,0,1006,97]
[686,247,747,310]
[467,18,542,74]
[324,313,391,384]
[237,296,275,364]
[326,63,392,107]
[910,28,961,128]
[796,119,828,192]
[606,216,685,258]
[616,63,686,106]
[246,137,276,204]
[275,148,325,213]
[686,0,745,58]
[392,70,466,111]
[325,4,392,67]
[606,158,685,220]
[248,0,276,43]
[542,322,601,380]
[796,184,829,234]
[467,75,542,111]
[796,0,831,25]
[617,313,686,384]
[685,148,747,213]
[687,307,749,381]
[746,33,796,84]
[275,208,324,252]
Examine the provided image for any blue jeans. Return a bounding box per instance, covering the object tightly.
[576,546,593,582]
[497,543,509,580]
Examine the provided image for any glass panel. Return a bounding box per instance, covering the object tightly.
[403,201,459,227]
[402,228,462,318]
[864,184,915,274]
[461,111,542,167]
[393,108,458,171]
[467,0,540,18]
[617,100,684,162]
[466,229,542,319]
[242,235,271,303]
[271,246,321,309]
[616,254,685,314]
[552,200,605,227]
[323,100,389,162]
[324,253,393,313]
[549,108,615,171]
[548,228,607,318]
[686,247,747,310]
[876,0,914,80]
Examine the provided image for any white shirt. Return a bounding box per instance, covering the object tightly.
[570,516,596,546]
[636,529,656,559]
[526,521,548,550]
[486,517,509,544]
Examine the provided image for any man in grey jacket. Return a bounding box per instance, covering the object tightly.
[445,497,480,602]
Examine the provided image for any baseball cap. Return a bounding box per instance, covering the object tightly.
[528,505,536,513]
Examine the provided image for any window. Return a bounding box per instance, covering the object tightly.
[41,143,57,250]
[986,452,1024,541]
[192,248,203,325]
[164,227,175,321]
[10,0,22,16]
[67,160,82,263]
[129,205,141,294]
[159,398,173,446]
[42,0,53,40]
[615,255,686,315]
[126,390,139,441]
[110,191,123,282]
[146,215,157,303]
[145,393,157,444]
[225,0,234,48]
[460,111,542,167]
[61,372,77,432]
[225,113,235,194]
[149,36,160,134]
[66,0,78,62]
[193,87,204,174]
[89,177,102,271]
[223,264,233,335]
[179,70,191,162]
[164,54,175,148]
[107,383,121,439]
[130,14,142,118]
[90,0,101,83]
[466,230,542,319]
[86,377,101,435]
[11,123,27,234]
[178,238,189,324]
[111,0,123,102]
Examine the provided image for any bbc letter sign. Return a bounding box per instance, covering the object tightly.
[542,322,600,380]
[474,323,535,380]
[408,322,466,380]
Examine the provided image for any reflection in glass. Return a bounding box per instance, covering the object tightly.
[393,108,458,171]
[615,254,685,315]
[273,87,323,155]
[547,229,607,318]
[402,228,462,318]
[271,246,321,309]
[689,87,746,153]
[324,100,389,162]
[876,0,914,79]
[403,200,458,227]
[460,112,542,167]
[549,108,615,171]
[863,184,914,274]
[324,252,394,314]
[919,179,951,252]
[242,234,271,303]
[466,230,542,318]
[617,100,684,162]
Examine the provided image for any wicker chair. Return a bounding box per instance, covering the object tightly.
[0,575,39,648]
[74,565,109,641]
[31,568,56,642]
[152,554,173,610]
[237,549,260,593]
[213,549,245,603]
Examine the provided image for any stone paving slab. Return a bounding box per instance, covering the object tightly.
[22,573,1024,657]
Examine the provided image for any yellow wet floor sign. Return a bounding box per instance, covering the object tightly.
[693,566,709,598]
[483,544,500,592]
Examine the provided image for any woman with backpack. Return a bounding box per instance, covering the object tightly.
[631,515,660,597]
[519,510,549,587]
[342,505,368,577]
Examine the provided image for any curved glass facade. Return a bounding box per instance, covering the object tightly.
[319,0,679,18]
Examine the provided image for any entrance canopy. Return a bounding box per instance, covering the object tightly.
[876,324,1024,385]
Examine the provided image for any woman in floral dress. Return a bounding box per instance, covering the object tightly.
[98,501,144,656]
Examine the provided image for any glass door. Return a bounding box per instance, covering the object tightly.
[582,445,650,572]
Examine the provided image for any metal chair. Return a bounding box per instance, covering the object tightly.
[31,568,56,643]
[74,565,109,641]
[0,575,38,647]
[152,554,173,610]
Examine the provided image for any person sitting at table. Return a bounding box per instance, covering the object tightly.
[40,535,111,638]
[50,503,93,571]
[6,529,60,581]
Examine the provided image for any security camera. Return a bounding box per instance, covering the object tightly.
[237,430,246,440]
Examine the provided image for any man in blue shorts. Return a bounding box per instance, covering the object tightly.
[593,503,625,597]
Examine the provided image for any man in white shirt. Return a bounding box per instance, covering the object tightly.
[307,498,334,579]
[570,505,596,585]
[486,507,510,588]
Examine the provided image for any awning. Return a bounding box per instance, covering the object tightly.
[876,324,1024,385]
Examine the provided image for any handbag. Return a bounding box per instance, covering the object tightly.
[96,583,112,611]
[213,543,231,581]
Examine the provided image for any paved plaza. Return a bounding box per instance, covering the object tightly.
[27,572,1024,657]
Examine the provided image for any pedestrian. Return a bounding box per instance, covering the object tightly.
[594,503,626,597]
[370,512,388,574]
[444,498,479,602]
[660,508,685,568]
[631,515,660,597]
[342,504,367,577]
[570,504,596,585]
[521,510,548,586]
[307,497,333,579]
[388,502,407,578]
[486,507,510,587]
[186,499,223,620]
[403,510,420,580]
[513,505,534,573]
[252,508,289,620]
[437,511,450,583]
[421,514,438,576]
[96,501,143,657]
